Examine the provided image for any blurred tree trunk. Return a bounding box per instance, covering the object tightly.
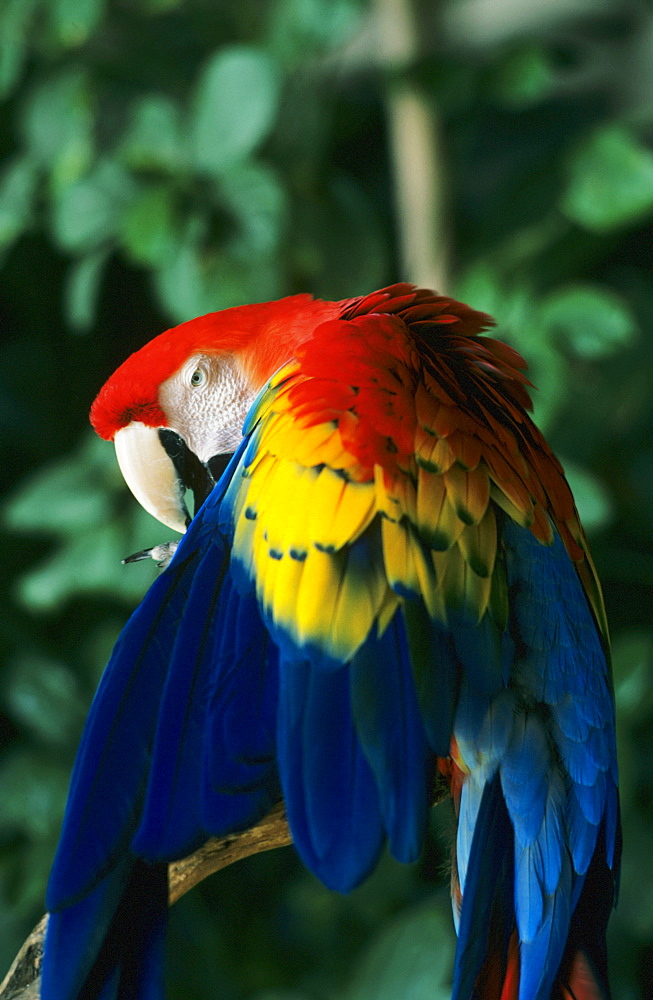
[375,0,451,291]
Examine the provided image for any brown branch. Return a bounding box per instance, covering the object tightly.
[0,917,47,1000]
[168,801,292,905]
[0,803,292,1000]
[1,778,451,1000]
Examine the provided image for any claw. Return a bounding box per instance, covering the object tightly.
[122,541,180,569]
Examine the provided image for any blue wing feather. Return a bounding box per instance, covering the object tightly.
[201,578,280,834]
[46,547,201,911]
[518,865,571,1000]
[43,442,272,999]
[132,539,230,859]
[276,656,384,892]
[402,599,459,756]
[350,614,430,864]
[43,859,167,1000]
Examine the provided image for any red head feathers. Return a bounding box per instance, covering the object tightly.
[89,285,500,442]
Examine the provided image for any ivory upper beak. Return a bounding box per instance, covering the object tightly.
[114,423,189,534]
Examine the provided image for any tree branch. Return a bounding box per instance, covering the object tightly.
[168,801,292,905]
[0,803,292,1000]
[1,771,451,1000]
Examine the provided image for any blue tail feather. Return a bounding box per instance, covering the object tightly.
[452,774,514,1000]
[518,864,571,1000]
[449,515,619,999]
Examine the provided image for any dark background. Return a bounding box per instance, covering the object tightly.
[1,0,652,997]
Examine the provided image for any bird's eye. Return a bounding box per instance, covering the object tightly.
[190,368,205,387]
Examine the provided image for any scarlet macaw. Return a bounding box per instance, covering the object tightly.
[42,284,620,1000]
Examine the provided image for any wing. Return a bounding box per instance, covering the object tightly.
[43,443,281,1000]
[219,289,620,997]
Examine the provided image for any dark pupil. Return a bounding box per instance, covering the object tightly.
[191,370,202,385]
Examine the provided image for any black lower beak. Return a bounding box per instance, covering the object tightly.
[206,452,233,484]
[158,430,233,520]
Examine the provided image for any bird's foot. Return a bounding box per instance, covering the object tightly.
[122,541,179,569]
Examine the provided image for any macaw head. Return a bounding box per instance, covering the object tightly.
[90,294,343,533]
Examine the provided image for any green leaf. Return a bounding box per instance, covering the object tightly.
[21,67,94,186]
[3,434,171,609]
[51,159,137,253]
[561,459,613,533]
[293,175,388,298]
[344,899,454,1000]
[190,46,281,176]
[13,523,144,610]
[64,248,110,332]
[0,751,69,838]
[3,653,87,745]
[217,163,287,256]
[153,236,279,324]
[8,508,170,610]
[561,125,653,231]
[612,630,653,723]
[540,284,637,359]
[454,264,504,319]
[0,0,41,98]
[121,183,178,267]
[119,94,186,172]
[49,0,105,47]
[269,0,360,65]
[492,44,556,106]
[153,228,208,322]
[4,437,114,535]
[0,155,38,254]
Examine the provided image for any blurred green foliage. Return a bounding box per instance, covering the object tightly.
[1,0,652,997]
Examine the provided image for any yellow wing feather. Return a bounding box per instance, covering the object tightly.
[416,465,466,549]
[308,467,376,552]
[226,318,607,662]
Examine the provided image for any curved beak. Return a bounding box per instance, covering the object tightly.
[114,423,227,534]
[115,423,190,533]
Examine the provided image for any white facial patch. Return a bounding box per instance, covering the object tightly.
[158,354,257,464]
